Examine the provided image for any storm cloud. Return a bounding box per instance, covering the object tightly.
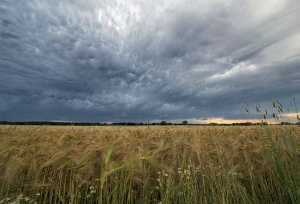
[1,0,300,122]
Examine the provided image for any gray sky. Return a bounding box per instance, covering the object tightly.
[1,0,300,123]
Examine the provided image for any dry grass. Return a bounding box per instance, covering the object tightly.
[0,125,300,204]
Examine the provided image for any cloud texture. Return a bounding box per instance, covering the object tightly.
[1,0,300,122]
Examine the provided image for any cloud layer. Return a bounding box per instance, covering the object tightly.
[1,0,300,122]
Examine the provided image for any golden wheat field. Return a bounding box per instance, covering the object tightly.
[0,125,300,204]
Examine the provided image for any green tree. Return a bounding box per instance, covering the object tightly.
[182,120,188,125]
[160,121,167,125]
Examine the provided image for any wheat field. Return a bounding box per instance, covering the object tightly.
[0,125,300,204]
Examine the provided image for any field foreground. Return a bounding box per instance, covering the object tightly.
[0,125,300,204]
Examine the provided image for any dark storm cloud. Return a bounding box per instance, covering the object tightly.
[1,0,300,122]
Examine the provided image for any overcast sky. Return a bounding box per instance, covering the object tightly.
[1,0,300,123]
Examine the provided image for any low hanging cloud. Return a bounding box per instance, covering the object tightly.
[0,0,300,122]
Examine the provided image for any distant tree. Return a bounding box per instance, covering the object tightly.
[182,120,188,125]
[160,121,167,125]
[261,122,268,126]
[209,122,218,126]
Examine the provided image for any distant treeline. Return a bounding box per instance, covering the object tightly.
[0,121,297,126]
